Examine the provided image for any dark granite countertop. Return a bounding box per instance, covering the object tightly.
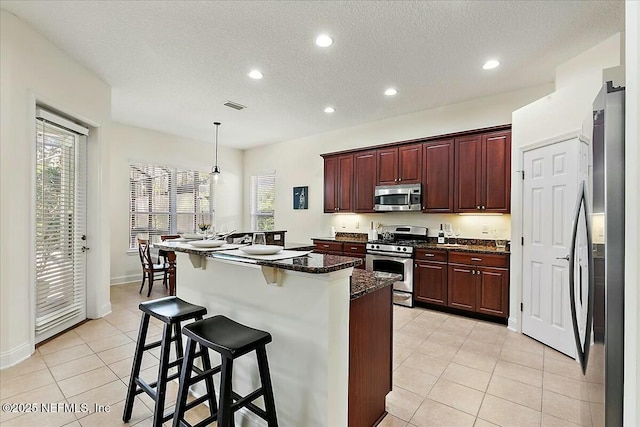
[311,238,510,254]
[350,270,399,300]
[155,242,363,274]
[413,243,510,255]
[311,236,369,244]
[284,242,316,251]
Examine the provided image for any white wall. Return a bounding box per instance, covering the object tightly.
[109,123,244,284]
[624,2,639,425]
[509,33,623,332]
[243,84,553,244]
[0,10,112,368]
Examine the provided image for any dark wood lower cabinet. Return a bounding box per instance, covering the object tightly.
[447,262,509,318]
[476,267,509,317]
[313,240,366,269]
[349,284,392,427]
[448,265,476,311]
[414,261,448,306]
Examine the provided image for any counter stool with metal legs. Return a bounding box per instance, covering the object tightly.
[122,296,217,427]
[173,315,278,427]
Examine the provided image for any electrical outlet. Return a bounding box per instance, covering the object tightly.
[482,225,489,234]
[341,222,346,229]
[355,221,359,229]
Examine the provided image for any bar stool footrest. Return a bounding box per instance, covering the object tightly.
[231,390,268,419]
[186,365,222,386]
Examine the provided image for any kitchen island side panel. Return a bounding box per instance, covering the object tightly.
[175,252,350,427]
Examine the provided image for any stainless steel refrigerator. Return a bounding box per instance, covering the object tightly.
[570,81,624,426]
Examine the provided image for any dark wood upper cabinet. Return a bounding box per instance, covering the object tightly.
[376,144,422,185]
[354,150,377,212]
[376,148,398,185]
[322,125,510,215]
[323,156,338,213]
[454,135,482,212]
[422,139,454,212]
[398,144,422,183]
[482,131,511,213]
[454,131,511,213]
[323,154,353,213]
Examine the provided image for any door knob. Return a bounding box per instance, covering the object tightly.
[556,255,570,261]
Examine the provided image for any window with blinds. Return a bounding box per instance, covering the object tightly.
[250,172,275,231]
[35,112,88,341]
[129,163,212,248]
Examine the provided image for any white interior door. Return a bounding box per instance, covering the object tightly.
[35,114,88,343]
[522,137,581,357]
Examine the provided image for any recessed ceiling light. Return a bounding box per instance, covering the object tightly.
[324,107,335,113]
[315,34,333,47]
[384,88,398,96]
[482,60,500,70]
[248,70,263,79]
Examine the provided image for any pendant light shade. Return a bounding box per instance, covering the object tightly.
[212,121,221,180]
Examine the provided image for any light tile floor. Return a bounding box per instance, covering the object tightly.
[0,283,603,427]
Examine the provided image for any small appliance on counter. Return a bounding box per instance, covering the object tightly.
[365,225,428,307]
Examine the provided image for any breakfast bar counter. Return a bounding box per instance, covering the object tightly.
[153,242,394,427]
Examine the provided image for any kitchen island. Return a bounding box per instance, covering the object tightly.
[154,242,395,427]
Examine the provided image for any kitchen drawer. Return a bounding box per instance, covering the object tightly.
[415,249,447,263]
[343,243,366,255]
[314,241,343,253]
[448,251,508,268]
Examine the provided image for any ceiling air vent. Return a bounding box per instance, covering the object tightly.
[223,101,246,111]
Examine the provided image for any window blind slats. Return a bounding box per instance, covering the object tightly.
[250,173,275,231]
[129,164,212,248]
[35,116,86,338]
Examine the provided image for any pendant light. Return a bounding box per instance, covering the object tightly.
[212,121,221,180]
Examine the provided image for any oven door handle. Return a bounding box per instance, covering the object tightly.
[366,250,413,258]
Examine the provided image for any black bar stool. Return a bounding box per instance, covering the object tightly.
[122,296,217,427]
[173,315,278,427]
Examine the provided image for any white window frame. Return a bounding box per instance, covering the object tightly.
[250,172,275,231]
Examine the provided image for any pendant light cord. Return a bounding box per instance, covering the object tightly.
[214,122,220,168]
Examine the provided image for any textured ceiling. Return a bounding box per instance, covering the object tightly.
[0,1,625,149]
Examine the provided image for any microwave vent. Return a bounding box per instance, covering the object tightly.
[223,101,246,111]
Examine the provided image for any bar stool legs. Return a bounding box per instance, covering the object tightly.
[122,297,208,427]
[172,315,278,427]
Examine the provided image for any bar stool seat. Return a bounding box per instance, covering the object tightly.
[173,315,278,427]
[123,296,215,427]
[183,315,272,358]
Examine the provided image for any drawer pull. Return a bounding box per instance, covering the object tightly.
[423,253,435,257]
[323,244,330,248]
[350,247,358,250]
[471,257,482,261]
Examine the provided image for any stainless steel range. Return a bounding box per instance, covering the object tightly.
[365,225,428,307]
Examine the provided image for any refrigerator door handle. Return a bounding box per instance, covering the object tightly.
[568,180,595,375]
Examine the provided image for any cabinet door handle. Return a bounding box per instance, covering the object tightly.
[482,205,486,210]
[477,205,481,209]
[398,178,402,182]
[472,270,476,275]
[471,257,482,261]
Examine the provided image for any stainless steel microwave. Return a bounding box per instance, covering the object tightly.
[374,184,422,212]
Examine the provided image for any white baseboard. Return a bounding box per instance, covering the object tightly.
[110,274,139,286]
[507,316,519,332]
[0,341,33,370]
[97,301,112,318]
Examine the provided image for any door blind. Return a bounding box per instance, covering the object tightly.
[35,117,87,338]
